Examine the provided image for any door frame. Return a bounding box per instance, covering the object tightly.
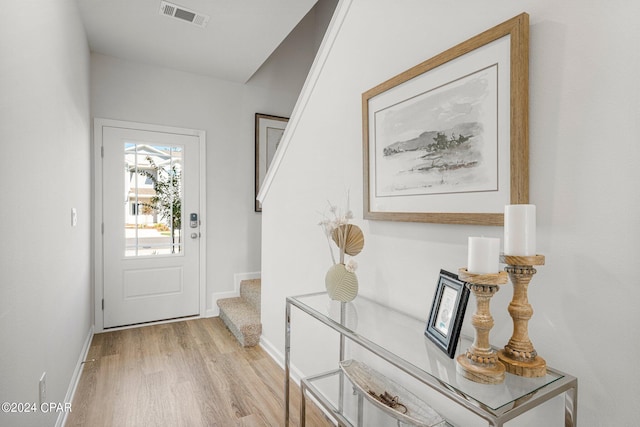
[93,118,207,332]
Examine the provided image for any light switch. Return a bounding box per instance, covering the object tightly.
[71,208,77,227]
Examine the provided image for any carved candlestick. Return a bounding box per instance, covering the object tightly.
[498,254,547,377]
[456,268,508,384]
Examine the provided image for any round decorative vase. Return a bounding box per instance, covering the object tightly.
[325,263,358,302]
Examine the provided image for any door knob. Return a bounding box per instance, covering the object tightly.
[190,232,200,239]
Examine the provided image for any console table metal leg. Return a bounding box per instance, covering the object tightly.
[357,392,363,427]
[565,385,577,427]
[338,302,346,415]
[300,380,307,427]
[285,301,291,426]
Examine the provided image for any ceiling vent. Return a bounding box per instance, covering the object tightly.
[159,1,210,28]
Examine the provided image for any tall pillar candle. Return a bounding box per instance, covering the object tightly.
[467,237,500,274]
[504,204,536,256]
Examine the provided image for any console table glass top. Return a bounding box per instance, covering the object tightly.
[288,291,573,415]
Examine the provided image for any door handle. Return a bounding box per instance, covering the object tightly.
[190,232,200,239]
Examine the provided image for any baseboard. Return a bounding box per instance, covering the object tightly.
[58,325,94,427]
[259,335,305,386]
[205,308,218,317]
[206,289,237,317]
[260,335,337,425]
[259,336,283,365]
[206,271,261,317]
[233,271,261,290]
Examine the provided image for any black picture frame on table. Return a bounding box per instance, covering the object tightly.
[425,270,470,358]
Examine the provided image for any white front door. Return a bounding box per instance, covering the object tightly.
[101,125,202,328]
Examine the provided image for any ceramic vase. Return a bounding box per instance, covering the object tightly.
[325,263,358,302]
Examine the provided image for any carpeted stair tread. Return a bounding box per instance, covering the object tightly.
[240,279,261,313]
[217,279,261,347]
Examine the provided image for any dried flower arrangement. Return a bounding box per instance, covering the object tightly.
[319,196,365,301]
[319,200,364,268]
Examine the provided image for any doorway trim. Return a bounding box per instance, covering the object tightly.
[93,118,207,333]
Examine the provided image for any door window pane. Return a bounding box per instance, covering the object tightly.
[124,143,183,256]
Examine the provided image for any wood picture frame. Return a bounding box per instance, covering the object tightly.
[425,270,470,358]
[363,13,529,225]
[255,113,288,212]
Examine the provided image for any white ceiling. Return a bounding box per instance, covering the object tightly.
[77,0,318,83]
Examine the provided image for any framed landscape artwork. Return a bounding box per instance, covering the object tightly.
[255,113,288,212]
[363,13,529,225]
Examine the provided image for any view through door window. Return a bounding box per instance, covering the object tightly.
[124,143,183,256]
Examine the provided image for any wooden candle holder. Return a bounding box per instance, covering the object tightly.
[456,268,508,384]
[498,254,547,378]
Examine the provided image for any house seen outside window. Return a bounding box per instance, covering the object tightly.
[124,143,183,256]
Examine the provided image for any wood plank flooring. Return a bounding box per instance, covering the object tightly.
[66,317,332,427]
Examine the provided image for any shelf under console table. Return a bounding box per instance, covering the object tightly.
[285,292,577,427]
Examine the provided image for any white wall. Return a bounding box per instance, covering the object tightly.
[0,1,92,426]
[90,1,331,315]
[261,1,640,426]
[91,53,256,313]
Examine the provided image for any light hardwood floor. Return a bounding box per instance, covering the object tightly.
[66,317,332,426]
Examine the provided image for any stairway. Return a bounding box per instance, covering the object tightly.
[217,278,261,347]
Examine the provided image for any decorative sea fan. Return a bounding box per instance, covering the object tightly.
[332,224,365,257]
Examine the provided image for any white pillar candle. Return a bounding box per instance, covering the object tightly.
[467,237,500,274]
[504,204,536,256]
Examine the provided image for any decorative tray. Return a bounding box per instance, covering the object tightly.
[339,359,446,427]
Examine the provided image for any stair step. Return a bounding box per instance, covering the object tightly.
[240,278,261,313]
[217,297,261,347]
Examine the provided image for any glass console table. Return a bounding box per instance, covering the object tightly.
[285,292,577,427]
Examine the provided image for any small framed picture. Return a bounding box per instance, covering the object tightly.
[425,270,470,358]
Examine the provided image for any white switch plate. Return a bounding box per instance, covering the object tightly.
[71,208,77,227]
